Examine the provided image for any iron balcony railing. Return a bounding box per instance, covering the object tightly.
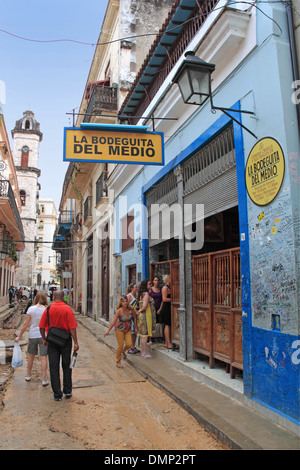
[84,196,92,222]
[96,172,107,205]
[61,245,73,263]
[0,179,24,240]
[58,210,74,225]
[84,85,118,122]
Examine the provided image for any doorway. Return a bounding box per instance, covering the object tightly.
[192,247,242,378]
[101,225,110,320]
[86,236,93,317]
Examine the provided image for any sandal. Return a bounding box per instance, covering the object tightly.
[141,354,153,358]
[128,347,140,354]
[116,363,123,368]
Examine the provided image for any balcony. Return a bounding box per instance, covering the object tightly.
[95,172,108,209]
[59,210,73,225]
[56,210,73,237]
[53,225,73,271]
[83,196,92,228]
[84,83,118,122]
[73,212,83,234]
[119,0,220,122]
[53,210,74,252]
[0,224,19,262]
[0,179,24,250]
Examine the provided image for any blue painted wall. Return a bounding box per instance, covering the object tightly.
[114,3,300,423]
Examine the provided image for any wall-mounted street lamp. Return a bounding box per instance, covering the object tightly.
[172,51,257,139]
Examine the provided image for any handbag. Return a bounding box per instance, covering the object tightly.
[46,306,71,348]
[152,322,164,338]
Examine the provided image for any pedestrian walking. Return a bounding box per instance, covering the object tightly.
[63,286,69,303]
[8,285,15,304]
[17,287,23,302]
[15,292,49,386]
[137,280,156,358]
[126,283,140,355]
[39,290,79,401]
[104,296,137,368]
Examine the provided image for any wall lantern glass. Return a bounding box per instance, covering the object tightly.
[172,51,257,139]
[172,52,215,106]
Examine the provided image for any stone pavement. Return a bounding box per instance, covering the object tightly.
[76,313,300,450]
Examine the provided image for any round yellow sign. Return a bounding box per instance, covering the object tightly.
[245,137,285,206]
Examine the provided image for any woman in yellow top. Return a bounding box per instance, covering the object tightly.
[137,279,156,358]
[104,297,137,368]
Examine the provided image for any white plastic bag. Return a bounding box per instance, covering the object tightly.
[12,342,23,368]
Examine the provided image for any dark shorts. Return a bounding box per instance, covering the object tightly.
[27,338,48,356]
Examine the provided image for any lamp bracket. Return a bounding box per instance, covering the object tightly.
[209,93,257,138]
[211,106,257,139]
[211,106,255,115]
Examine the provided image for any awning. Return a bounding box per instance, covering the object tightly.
[120,0,197,117]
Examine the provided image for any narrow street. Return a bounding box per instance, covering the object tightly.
[0,319,225,451]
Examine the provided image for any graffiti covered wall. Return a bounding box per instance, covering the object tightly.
[245,145,300,423]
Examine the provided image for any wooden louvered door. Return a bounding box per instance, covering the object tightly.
[192,248,243,378]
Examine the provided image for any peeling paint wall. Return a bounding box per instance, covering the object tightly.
[119,0,174,90]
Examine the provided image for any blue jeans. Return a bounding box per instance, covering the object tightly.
[47,339,72,399]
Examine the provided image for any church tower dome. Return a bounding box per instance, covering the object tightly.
[11,110,43,141]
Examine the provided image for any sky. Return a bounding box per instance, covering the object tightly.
[0,0,109,210]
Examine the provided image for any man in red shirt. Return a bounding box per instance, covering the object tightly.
[39,290,79,401]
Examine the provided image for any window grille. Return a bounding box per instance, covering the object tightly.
[84,196,92,222]
[183,125,235,196]
[96,173,107,205]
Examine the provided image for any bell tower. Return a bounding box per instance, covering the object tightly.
[11,110,43,287]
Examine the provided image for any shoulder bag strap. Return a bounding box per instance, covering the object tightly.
[47,306,50,327]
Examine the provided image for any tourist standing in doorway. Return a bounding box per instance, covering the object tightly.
[137,280,156,358]
[160,275,172,349]
[151,276,163,342]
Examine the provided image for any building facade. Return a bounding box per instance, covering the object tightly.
[34,199,58,288]
[56,0,175,318]
[111,0,299,427]
[0,113,25,307]
[11,110,42,287]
